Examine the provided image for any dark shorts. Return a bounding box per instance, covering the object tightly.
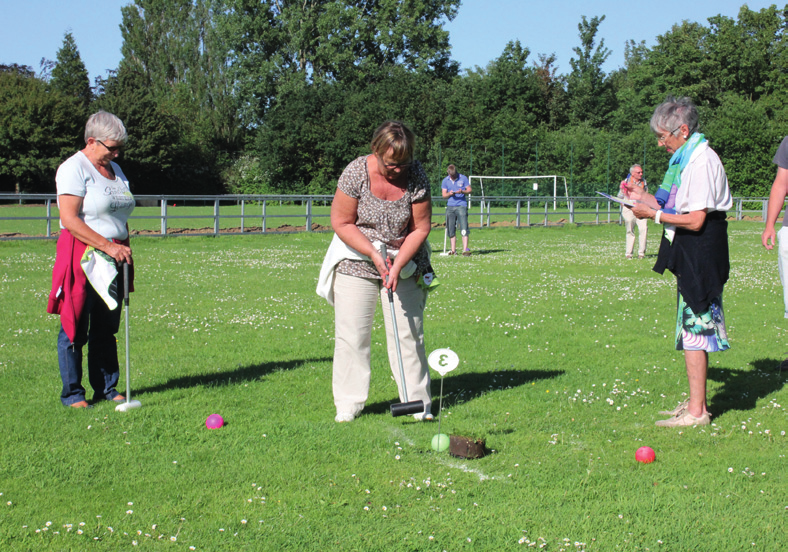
[446,205,468,238]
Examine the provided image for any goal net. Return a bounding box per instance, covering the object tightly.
[469,175,568,209]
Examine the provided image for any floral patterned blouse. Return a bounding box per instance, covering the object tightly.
[336,156,431,279]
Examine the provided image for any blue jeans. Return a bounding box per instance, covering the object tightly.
[57,282,123,405]
[446,205,469,238]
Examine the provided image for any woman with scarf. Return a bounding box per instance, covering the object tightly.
[629,96,732,427]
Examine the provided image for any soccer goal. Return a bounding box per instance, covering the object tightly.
[469,174,568,209]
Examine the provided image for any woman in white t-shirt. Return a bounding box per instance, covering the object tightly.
[630,97,732,428]
[48,111,135,408]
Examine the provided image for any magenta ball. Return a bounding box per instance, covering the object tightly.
[635,446,656,464]
[205,414,224,429]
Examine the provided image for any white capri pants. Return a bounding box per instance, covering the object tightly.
[777,226,788,318]
[332,272,432,415]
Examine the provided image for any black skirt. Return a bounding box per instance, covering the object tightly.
[653,210,729,314]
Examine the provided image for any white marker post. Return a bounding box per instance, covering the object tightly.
[428,348,460,451]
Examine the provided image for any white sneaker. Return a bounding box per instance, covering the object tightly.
[413,412,434,421]
[335,412,356,423]
[655,410,710,427]
[658,399,689,417]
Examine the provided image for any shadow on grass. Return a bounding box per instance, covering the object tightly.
[364,369,562,415]
[708,358,788,418]
[133,357,331,395]
[467,249,507,256]
[434,249,507,257]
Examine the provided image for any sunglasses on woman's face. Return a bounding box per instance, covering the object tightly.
[97,139,123,153]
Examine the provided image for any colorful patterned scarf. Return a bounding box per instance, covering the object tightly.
[655,132,706,215]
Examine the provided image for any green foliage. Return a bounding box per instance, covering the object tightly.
[252,67,448,194]
[118,0,242,192]
[0,70,83,193]
[95,68,181,194]
[224,0,460,121]
[566,15,614,127]
[6,3,788,197]
[222,153,272,195]
[703,94,783,197]
[49,31,92,117]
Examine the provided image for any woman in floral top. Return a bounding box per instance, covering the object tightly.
[329,121,433,423]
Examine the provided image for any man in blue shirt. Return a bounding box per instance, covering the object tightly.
[441,165,471,255]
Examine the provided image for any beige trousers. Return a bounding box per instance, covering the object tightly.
[622,207,648,257]
[332,272,431,416]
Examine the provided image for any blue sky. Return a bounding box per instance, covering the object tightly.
[0,0,777,83]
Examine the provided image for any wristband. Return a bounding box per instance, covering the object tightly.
[654,210,663,224]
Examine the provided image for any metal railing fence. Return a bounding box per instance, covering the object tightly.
[0,193,775,240]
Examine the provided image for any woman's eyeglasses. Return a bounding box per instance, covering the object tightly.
[657,127,682,144]
[97,139,123,153]
[377,154,412,169]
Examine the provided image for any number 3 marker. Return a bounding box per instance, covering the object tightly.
[428,348,459,376]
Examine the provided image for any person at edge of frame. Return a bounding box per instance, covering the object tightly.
[761,135,788,324]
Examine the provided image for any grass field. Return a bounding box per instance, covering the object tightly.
[0,223,786,551]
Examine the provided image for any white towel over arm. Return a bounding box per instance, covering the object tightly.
[316,234,416,306]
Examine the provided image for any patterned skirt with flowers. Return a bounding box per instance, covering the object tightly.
[675,292,729,352]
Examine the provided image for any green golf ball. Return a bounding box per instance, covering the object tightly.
[431,433,449,452]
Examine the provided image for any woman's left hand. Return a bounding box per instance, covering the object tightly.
[385,262,402,291]
[631,202,654,220]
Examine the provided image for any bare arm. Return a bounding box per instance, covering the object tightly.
[762,167,788,249]
[631,202,707,232]
[330,188,389,277]
[385,199,432,290]
[59,194,132,264]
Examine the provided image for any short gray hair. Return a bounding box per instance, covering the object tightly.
[649,96,699,137]
[85,111,127,144]
[629,164,642,173]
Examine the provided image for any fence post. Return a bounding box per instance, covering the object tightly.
[516,200,521,228]
[306,199,313,231]
[569,199,574,224]
[486,201,491,228]
[527,200,531,226]
[262,200,267,233]
[763,199,768,222]
[595,201,599,225]
[214,199,220,235]
[160,200,168,235]
[607,201,612,224]
[46,199,52,237]
[544,201,549,227]
[241,200,245,233]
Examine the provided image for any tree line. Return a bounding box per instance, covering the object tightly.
[2,1,787,197]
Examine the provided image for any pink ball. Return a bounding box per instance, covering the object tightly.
[205,414,224,429]
[635,446,656,464]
